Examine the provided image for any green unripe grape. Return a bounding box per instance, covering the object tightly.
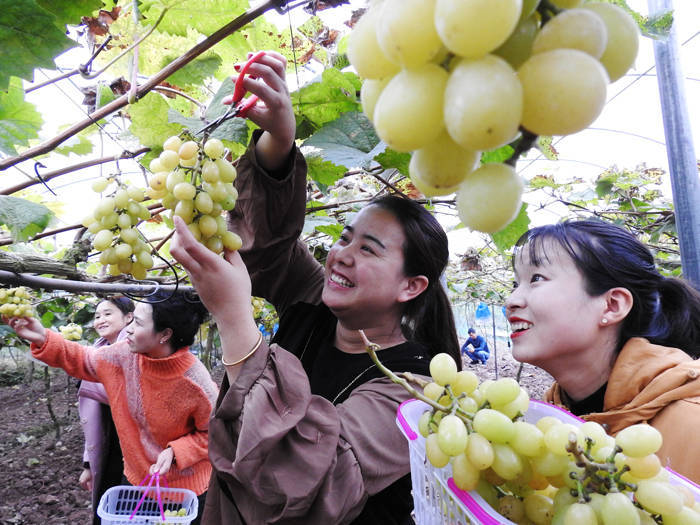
[173,182,196,201]
[92,178,110,193]
[178,140,199,160]
[195,192,214,214]
[93,230,114,251]
[220,194,236,211]
[166,171,185,192]
[198,215,218,238]
[222,231,242,251]
[203,138,225,159]
[163,135,182,152]
[206,235,224,253]
[174,201,194,223]
[159,150,180,170]
[215,159,237,183]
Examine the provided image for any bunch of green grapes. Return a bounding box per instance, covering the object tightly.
[419,353,699,524]
[59,323,83,341]
[348,0,639,234]
[83,178,154,280]
[155,507,188,524]
[0,287,34,318]
[147,135,242,255]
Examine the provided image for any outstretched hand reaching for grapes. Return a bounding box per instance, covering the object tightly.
[1,315,47,346]
[223,51,296,172]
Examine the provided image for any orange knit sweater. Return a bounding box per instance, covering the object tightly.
[32,330,218,495]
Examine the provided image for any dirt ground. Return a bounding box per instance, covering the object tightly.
[0,352,553,525]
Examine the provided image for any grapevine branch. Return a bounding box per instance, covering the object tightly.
[1,148,150,195]
[0,0,289,172]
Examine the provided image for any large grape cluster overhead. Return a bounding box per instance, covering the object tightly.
[147,135,242,255]
[421,353,699,524]
[348,0,639,234]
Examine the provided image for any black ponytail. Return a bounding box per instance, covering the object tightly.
[650,277,700,357]
[369,196,461,369]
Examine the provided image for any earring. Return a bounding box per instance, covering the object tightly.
[160,339,166,344]
[601,318,608,325]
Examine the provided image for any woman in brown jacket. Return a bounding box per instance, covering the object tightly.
[505,220,700,482]
[171,51,461,523]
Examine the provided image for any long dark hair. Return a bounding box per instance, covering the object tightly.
[369,195,461,368]
[145,291,209,350]
[101,295,135,316]
[515,219,700,357]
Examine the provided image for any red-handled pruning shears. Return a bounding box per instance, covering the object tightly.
[196,50,266,135]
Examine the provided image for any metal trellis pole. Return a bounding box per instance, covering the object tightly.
[648,0,700,287]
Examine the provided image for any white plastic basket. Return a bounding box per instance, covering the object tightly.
[396,398,700,525]
[97,485,198,524]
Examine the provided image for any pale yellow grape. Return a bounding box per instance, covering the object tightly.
[127,186,144,201]
[149,172,167,191]
[114,243,133,259]
[347,7,400,79]
[198,215,218,238]
[81,214,95,228]
[485,377,520,406]
[524,493,554,525]
[100,247,117,265]
[536,416,561,434]
[108,264,120,276]
[498,495,525,522]
[664,507,700,525]
[360,77,391,123]
[444,55,522,151]
[601,492,644,525]
[423,382,444,401]
[162,194,177,210]
[532,8,607,59]
[458,396,478,414]
[114,189,129,208]
[101,212,118,229]
[174,201,194,222]
[409,131,480,194]
[616,453,661,479]
[494,15,539,69]
[187,223,202,241]
[452,453,480,491]
[131,262,147,280]
[166,171,185,192]
[173,182,196,201]
[437,414,468,455]
[425,433,450,468]
[203,138,224,159]
[491,443,523,480]
[206,236,224,253]
[159,150,179,170]
[194,192,214,214]
[544,423,580,455]
[375,0,442,67]
[418,411,432,438]
[202,160,220,183]
[615,424,662,458]
[93,230,113,251]
[435,0,523,58]
[510,421,545,457]
[495,387,529,419]
[149,158,164,173]
[564,503,597,525]
[582,3,639,82]
[532,450,569,477]
[118,258,132,273]
[473,408,515,444]
[579,421,608,452]
[452,370,478,395]
[216,159,236,183]
[117,214,132,230]
[518,49,608,136]
[120,228,138,245]
[178,140,199,160]
[137,251,154,269]
[206,182,229,202]
[92,178,110,193]
[373,64,448,152]
[180,155,197,168]
[97,197,116,216]
[466,432,494,470]
[163,135,182,152]
[456,163,523,233]
[215,216,228,236]
[409,170,459,198]
[429,352,458,386]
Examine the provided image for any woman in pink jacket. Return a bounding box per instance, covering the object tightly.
[78,296,134,524]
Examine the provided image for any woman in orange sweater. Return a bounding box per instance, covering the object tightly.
[3,291,217,524]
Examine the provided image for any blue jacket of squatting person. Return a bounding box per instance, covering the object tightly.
[461,335,489,356]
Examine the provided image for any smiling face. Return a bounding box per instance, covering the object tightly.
[93,300,132,344]
[321,205,417,329]
[124,303,172,358]
[505,242,609,373]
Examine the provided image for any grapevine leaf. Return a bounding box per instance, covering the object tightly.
[291,69,361,133]
[481,145,514,164]
[140,0,250,37]
[0,0,77,90]
[528,174,558,189]
[55,135,93,156]
[199,79,251,144]
[305,155,346,190]
[491,203,530,252]
[168,108,204,131]
[315,223,344,242]
[605,0,673,39]
[163,54,222,86]
[0,196,54,242]
[35,0,102,30]
[537,135,557,160]
[128,93,183,148]
[375,149,411,177]
[302,111,380,170]
[0,77,43,155]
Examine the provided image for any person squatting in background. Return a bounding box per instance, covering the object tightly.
[461,327,490,365]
